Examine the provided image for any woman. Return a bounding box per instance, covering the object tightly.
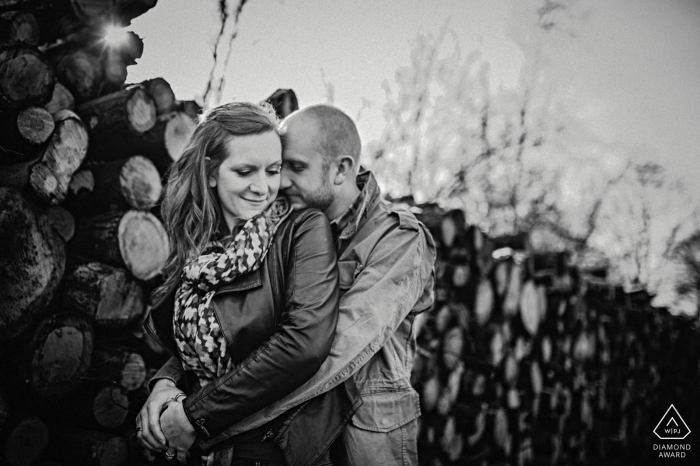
[137,102,358,466]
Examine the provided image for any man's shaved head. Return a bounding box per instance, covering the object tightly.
[285,104,361,164]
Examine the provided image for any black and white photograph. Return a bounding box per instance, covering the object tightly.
[1,1,699,465]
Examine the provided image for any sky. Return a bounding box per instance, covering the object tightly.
[126,0,700,190]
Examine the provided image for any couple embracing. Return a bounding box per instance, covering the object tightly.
[136,101,436,466]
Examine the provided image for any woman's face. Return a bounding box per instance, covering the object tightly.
[210,131,282,230]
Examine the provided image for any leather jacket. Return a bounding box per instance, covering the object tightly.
[145,208,361,466]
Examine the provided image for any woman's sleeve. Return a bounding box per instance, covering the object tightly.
[181,209,339,447]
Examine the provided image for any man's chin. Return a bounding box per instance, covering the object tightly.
[283,194,307,209]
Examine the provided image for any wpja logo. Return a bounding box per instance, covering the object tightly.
[653,405,691,459]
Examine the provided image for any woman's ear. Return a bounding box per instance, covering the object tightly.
[333,155,356,185]
[209,176,217,188]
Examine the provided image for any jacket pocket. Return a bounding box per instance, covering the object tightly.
[351,389,421,432]
[337,260,359,291]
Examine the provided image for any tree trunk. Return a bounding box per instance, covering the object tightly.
[62,260,145,328]
[26,313,93,398]
[77,85,156,140]
[0,415,49,466]
[64,155,162,217]
[69,210,169,280]
[49,428,128,466]
[0,44,54,110]
[0,187,65,340]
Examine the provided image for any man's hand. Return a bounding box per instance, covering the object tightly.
[136,379,183,452]
[160,400,197,464]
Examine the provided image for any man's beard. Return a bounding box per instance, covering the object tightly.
[284,178,334,212]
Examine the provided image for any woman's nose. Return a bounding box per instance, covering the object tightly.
[249,175,267,194]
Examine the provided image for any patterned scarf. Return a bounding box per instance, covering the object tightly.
[172,198,292,384]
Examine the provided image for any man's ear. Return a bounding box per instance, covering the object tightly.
[333,155,355,185]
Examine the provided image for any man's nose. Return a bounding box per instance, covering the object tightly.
[280,167,292,190]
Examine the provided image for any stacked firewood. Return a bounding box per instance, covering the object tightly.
[410,205,700,466]
[0,2,200,465]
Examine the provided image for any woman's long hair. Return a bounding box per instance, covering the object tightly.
[157,101,279,297]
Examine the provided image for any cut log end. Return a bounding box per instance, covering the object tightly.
[126,87,157,134]
[45,205,75,242]
[17,107,54,145]
[120,155,162,210]
[29,110,88,204]
[3,416,49,466]
[0,46,54,110]
[164,112,196,164]
[93,386,129,429]
[118,211,169,280]
[30,314,93,397]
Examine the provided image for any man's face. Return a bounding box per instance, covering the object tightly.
[280,119,334,213]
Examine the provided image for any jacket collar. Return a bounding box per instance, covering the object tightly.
[334,169,381,244]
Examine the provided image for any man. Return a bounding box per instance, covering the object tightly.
[140,104,436,465]
[235,104,436,464]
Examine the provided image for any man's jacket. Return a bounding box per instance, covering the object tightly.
[145,208,361,466]
[222,170,437,438]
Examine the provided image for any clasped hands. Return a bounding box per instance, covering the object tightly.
[136,379,196,464]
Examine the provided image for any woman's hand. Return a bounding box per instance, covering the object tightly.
[136,379,183,452]
[160,399,197,464]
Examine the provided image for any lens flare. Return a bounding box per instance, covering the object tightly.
[104,25,129,46]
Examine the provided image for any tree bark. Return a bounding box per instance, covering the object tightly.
[84,110,195,177]
[0,187,65,340]
[62,260,145,328]
[77,85,156,138]
[69,210,169,280]
[0,44,54,110]
[64,155,162,217]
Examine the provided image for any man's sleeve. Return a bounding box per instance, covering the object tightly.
[224,213,436,435]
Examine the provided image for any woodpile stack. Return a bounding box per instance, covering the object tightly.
[409,204,700,466]
[0,2,199,465]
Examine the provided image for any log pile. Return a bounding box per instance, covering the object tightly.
[410,205,700,466]
[0,3,198,465]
